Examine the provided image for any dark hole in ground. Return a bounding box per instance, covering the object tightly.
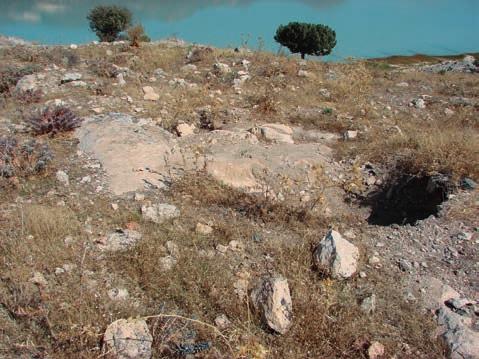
[364,174,452,226]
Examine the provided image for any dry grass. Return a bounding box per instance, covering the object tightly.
[1,42,474,358]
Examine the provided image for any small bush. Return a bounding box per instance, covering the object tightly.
[275,22,337,59]
[87,5,132,42]
[127,24,150,47]
[29,106,82,136]
[0,136,52,179]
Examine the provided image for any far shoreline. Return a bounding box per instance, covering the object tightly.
[1,34,477,65]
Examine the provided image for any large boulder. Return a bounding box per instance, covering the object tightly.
[437,307,479,359]
[313,230,359,279]
[103,318,152,359]
[250,275,293,334]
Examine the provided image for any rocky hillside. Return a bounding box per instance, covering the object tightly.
[0,40,478,358]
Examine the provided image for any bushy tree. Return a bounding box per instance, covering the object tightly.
[87,5,132,42]
[275,22,337,59]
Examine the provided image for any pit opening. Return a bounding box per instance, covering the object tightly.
[365,174,452,226]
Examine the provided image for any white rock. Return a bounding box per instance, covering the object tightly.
[343,130,358,140]
[181,64,197,72]
[166,241,180,258]
[196,222,213,235]
[360,294,377,314]
[141,203,179,224]
[142,86,159,101]
[368,342,385,359]
[251,275,293,334]
[298,70,311,78]
[159,256,177,271]
[444,108,455,116]
[117,73,126,86]
[313,230,359,279]
[213,62,231,74]
[255,124,294,144]
[214,314,231,330]
[176,123,195,137]
[99,230,142,252]
[56,170,70,186]
[69,44,78,49]
[103,318,152,359]
[30,272,48,287]
[396,82,409,87]
[111,203,119,211]
[412,98,426,109]
[134,193,145,201]
[61,72,82,84]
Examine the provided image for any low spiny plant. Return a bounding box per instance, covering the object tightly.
[28,106,82,136]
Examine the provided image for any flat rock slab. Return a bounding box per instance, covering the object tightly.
[76,114,336,196]
[76,113,175,195]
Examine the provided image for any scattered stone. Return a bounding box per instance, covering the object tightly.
[214,314,232,330]
[368,341,385,359]
[134,193,145,201]
[461,177,477,190]
[176,123,195,137]
[99,229,142,252]
[213,62,231,75]
[360,294,377,315]
[111,203,119,211]
[313,230,359,279]
[80,175,91,184]
[319,88,331,98]
[421,55,478,73]
[398,259,413,272]
[444,108,455,116]
[69,44,78,49]
[61,72,82,84]
[141,203,179,224]
[181,64,197,72]
[368,256,381,266]
[142,86,159,101]
[56,170,70,186]
[117,73,126,86]
[196,223,213,235]
[159,256,177,271]
[298,70,311,78]
[103,318,152,359]
[251,275,293,334]
[166,241,180,258]
[343,130,358,140]
[396,82,409,87]
[216,244,228,254]
[30,272,48,287]
[108,288,129,301]
[411,98,426,109]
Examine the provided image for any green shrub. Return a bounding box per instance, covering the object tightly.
[87,5,132,42]
[274,22,337,59]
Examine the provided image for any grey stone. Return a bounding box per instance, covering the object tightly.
[103,318,152,359]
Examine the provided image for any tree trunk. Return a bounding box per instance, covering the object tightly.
[301,53,305,59]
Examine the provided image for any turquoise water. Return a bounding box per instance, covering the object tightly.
[0,0,477,60]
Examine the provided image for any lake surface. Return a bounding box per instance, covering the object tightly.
[0,0,477,60]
